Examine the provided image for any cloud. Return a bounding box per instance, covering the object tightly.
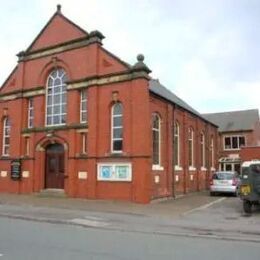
[0,0,259,115]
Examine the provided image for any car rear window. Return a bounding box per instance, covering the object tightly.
[213,172,234,180]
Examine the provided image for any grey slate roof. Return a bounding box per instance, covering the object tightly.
[149,79,216,126]
[202,109,259,132]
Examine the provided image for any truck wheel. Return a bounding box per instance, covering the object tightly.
[243,200,252,214]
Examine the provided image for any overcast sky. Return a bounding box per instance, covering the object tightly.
[0,0,259,114]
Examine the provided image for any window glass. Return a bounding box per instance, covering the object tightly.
[80,90,87,123]
[28,98,34,128]
[152,114,160,165]
[174,122,180,166]
[2,117,10,156]
[188,127,194,167]
[46,68,67,125]
[112,103,123,152]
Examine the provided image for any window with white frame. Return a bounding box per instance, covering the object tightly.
[224,135,245,150]
[174,122,180,166]
[28,98,34,128]
[2,117,10,156]
[80,90,87,123]
[188,127,194,167]
[111,103,123,152]
[200,132,205,167]
[46,68,67,126]
[211,137,214,168]
[152,113,160,165]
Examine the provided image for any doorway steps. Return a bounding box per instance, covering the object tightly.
[38,189,67,198]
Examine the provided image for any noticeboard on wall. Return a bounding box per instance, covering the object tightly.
[97,163,132,181]
[10,159,22,180]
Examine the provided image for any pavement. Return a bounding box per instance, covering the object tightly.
[1,191,260,243]
[0,191,218,217]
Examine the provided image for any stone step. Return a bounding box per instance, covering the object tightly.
[37,189,67,198]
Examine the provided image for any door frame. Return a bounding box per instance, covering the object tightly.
[45,143,65,189]
[34,137,68,193]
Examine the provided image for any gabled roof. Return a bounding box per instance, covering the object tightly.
[202,109,260,132]
[26,6,88,52]
[149,79,217,126]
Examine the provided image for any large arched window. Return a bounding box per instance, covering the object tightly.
[174,121,180,166]
[200,132,206,168]
[152,113,161,166]
[2,117,10,156]
[188,127,194,167]
[111,103,123,152]
[46,68,67,126]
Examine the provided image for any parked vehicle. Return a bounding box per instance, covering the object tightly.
[210,171,240,196]
[240,160,260,214]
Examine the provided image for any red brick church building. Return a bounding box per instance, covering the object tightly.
[0,6,218,203]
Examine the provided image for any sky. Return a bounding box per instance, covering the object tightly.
[0,0,259,114]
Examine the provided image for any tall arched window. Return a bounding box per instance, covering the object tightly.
[174,122,180,166]
[188,127,194,167]
[200,132,206,168]
[46,68,67,126]
[210,137,214,168]
[2,117,10,156]
[152,113,161,166]
[111,103,123,152]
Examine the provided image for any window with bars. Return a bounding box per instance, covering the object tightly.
[2,117,10,156]
[28,98,34,128]
[174,122,180,166]
[152,113,160,165]
[46,69,67,126]
[111,103,123,152]
[80,90,87,123]
[188,127,194,167]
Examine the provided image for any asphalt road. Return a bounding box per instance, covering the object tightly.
[0,217,260,260]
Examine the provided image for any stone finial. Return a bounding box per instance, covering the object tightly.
[137,54,144,62]
[57,4,62,13]
[131,53,151,74]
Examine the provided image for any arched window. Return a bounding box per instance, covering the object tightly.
[2,117,10,156]
[188,127,194,167]
[152,113,161,166]
[111,103,123,152]
[200,132,205,168]
[80,89,87,123]
[46,68,67,126]
[210,137,214,168]
[174,122,180,166]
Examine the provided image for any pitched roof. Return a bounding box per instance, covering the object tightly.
[26,8,88,52]
[149,79,217,126]
[202,109,260,132]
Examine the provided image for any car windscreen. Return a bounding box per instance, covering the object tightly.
[214,172,234,180]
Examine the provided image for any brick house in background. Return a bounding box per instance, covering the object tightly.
[0,6,218,203]
[203,109,260,174]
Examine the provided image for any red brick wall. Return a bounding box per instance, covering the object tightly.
[240,146,260,162]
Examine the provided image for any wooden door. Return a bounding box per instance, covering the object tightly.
[45,143,65,189]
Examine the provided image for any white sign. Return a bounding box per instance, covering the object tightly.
[97,163,132,181]
[22,171,30,178]
[0,171,7,178]
[78,171,87,179]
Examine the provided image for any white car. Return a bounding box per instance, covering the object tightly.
[210,171,240,196]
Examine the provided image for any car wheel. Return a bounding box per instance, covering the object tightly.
[243,200,252,214]
[210,192,215,196]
